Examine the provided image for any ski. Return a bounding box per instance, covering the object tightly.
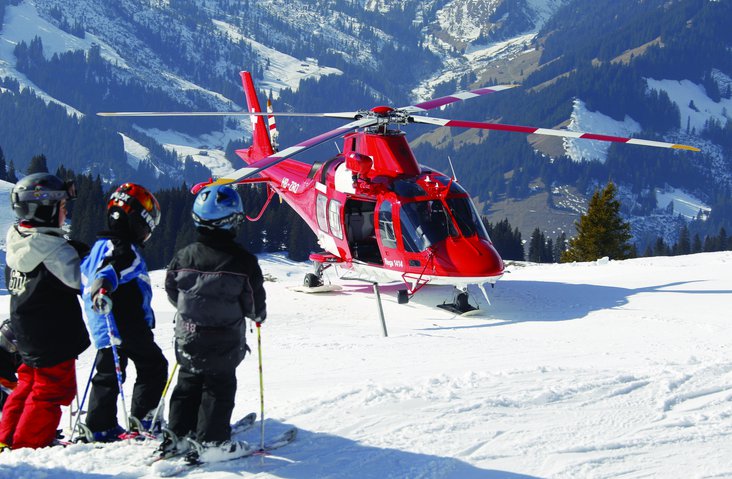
[231,412,259,436]
[152,426,297,477]
[146,412,257,465]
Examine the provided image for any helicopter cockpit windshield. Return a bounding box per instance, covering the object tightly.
[400,196,490,253]
[400,200,457,253]
[445,196,491,241]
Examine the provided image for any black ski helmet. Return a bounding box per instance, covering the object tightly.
[107,183,161,244]
[10,172,76,226]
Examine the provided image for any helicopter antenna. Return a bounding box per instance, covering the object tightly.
[333,141,342,153]
[447,155,458,181]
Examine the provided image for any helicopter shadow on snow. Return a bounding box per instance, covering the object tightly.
[217,419,542,479]
[426,279,722,329]
[410,278,726,332]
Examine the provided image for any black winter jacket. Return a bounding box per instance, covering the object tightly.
[165,229,266,374]
[4,224,91,368]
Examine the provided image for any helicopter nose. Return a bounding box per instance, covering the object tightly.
[432,237,504,277]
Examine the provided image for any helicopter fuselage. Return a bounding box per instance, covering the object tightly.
[238,128,505,291]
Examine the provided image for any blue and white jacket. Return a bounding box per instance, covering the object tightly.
[81,233,155,349]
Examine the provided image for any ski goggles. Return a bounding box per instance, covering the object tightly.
[14,180,77,204]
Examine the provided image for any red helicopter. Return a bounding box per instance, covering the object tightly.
[100,71,699,314]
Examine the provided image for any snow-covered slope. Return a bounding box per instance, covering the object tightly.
[0,242,730,477]
[413,0,569,100]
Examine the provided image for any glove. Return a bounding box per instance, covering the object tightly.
[92,288,113,315]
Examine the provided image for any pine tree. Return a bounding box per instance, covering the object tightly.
[484,217,524,261]
[676,224,691,255]
[27,154,49,174]
[0,146,7,181]
[544,238,554,263]
[528,228,545,263]
[58,167,107,246]
[719,227,728,250]
[703,234,717,252]
[692,233,702,253]
[553,232,567,261]
[654,236,668,256]
[7,160,18,183]
[562,182,633,262]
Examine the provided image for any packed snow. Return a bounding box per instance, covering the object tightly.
[0,1,88,116]
[563,98,642,164]
[135,127,239,179]
[654,185,711,220]
[212,19,342,98]
[1,179,731,477]
[647,77,732,134]
[413,0,568,101]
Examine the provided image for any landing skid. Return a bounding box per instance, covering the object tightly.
[437,288,480,315]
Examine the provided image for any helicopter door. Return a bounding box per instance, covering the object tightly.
[345,199,382,264]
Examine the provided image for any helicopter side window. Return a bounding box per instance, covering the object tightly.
[399,200,452,253]
[446,197,490,241]
[378,200,397,249]
[316,194,328,232]
[328,199,343,239]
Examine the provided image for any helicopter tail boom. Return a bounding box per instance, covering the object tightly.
[237,71,275,164]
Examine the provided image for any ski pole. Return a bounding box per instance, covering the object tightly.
[256,321,265,451]
[104,312,130,433]
[69,363,95,442]
[147,361,178,437]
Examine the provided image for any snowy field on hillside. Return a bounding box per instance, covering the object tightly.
[1,182,731,479]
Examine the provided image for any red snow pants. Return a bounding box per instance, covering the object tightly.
[0,359,77,449]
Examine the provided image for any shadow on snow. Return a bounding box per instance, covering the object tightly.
[417,279,729,330]
[0,420,542,479]
[214,420,543,479]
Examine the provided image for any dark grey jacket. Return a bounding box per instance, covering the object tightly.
[165,230,266,374]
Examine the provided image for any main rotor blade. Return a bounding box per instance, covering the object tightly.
[401,84,519,114]
[411,116,700,151]
[97,111,359,119]
[212,117,378,186]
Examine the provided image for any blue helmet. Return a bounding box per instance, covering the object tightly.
[192,184,244,231]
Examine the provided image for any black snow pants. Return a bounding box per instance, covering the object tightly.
[168,368,237,443]
[85,325,168,433]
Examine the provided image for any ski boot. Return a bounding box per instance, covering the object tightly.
[154,428,191,461]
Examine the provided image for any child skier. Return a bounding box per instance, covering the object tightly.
[80,182,168,442]
[162,184,266,461]
[0,173,90,450]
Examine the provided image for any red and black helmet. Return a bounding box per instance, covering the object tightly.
[107,183,161,244]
